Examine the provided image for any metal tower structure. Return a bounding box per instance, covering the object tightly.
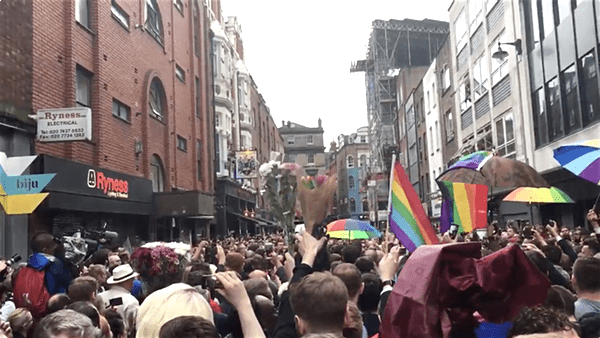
[351,19,449,175]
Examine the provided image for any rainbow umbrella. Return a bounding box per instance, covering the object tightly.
[554,139,600,185]
[503,187,574,204]
[326,219,382,240]
[448,151,494,171]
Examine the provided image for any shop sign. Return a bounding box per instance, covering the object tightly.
[431,197,442,218]
[87,169,129,199]
[0,152,55,215]
[236,150,258,179]
[378,210,389,220]
[37,107,92,142]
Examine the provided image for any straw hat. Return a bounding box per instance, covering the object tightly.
[107,264,139,284]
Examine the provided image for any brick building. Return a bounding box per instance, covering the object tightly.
[0,0,216,253]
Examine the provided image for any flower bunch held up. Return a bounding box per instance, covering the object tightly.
[297,174,337,235]
[259,161,301,247]
[130,242,189,296]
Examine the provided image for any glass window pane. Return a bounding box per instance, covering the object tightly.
[580,52,600,126]
[496,119,505,146]
[541,0,556,38]
[527,0,541,50]
[561,64,581,133]
[547,77,564,141]
[505,113,514,142]
[557,0,571,22]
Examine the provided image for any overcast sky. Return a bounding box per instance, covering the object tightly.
[221,1,452,150]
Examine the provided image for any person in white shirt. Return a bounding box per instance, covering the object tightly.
[97,264,139,336]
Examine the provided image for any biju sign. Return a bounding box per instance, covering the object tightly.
[36,107,92,142]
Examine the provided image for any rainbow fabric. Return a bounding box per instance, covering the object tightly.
[389,162,438,252]
[438,181,488,234]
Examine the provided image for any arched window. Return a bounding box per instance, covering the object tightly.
[362,198,369,212]
[360,155,367,167]
[347,155,354,168]
[350,198,356,213]
[145,0,164,44]
[150,155,165,192]
[149,78,166,119]
[348,176,355,189]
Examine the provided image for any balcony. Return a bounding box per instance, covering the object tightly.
[239,111,252,131]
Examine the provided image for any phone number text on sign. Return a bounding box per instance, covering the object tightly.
[37,107,92,142]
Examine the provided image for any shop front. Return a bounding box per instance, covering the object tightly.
[30,155,154,249]
[215,178,259,237]
[153,191,215,241]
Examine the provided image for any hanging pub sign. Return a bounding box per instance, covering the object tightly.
[236,150,258,179]
[37,107,92,142]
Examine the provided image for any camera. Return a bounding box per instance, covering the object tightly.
[6,253,21,267]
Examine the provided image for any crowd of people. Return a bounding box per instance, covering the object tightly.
[1,210,600,337]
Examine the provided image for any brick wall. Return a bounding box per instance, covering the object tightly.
[20,0,214,194]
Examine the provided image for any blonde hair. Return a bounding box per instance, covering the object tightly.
[8,308,32,332]
[136,283,213,338]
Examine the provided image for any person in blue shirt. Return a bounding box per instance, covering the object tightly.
[27,233,73,295]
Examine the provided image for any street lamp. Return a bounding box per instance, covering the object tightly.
[492,39,522,62]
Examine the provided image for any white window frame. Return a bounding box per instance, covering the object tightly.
[111,0,130,29]
[446,110,455,142]
[472,56,489,100]
[495,112,515,157]
[308,154,315,164]
[307,135,314,145]
[175,64,185,83]
[347,155,354,168]
[76,0,90,29]
[491,32,509,85]
[287,136,295,145]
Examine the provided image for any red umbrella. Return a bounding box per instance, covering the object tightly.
[380,243,550,338]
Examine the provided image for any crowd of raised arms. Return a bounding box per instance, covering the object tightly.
[1,210,600,338]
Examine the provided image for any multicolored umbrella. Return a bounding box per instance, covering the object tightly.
[438,152,549,188]
[554,139,600,185]
[502,187,574,204]
[326,219,382,240]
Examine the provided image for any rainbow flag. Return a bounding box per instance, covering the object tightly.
[388,161,438,252]
[438,181,488,234]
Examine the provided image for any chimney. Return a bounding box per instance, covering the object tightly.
[287,121,291,127]
[282,120,285,127]
[318,118,322,128]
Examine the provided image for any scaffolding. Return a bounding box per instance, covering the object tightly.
[351,19,449,174]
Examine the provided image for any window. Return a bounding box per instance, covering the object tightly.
[435,121,440,151]
[459,78,472,112]
[579,52,600,127]
[541,0,556,38]
[446,110,455,142]
[193,0,200,56]
[289,154,296,162]
[112,99,130,121]
[557,0,571,23]
[287,136,295,145]
[442,65,451,90]
[454,10,467,51]
[561,64,581,133]
[496,112,515,156]
[532,88,549,147]
[177,135,188,152]
[215,113,220,127]
[149,78,165,119]
[426,91,431,113]
[360,155,367,167]
[197,140,202,181]
[76,0,90,29]
[76,66,92,108]
[349,176,355,189]
[525,0,541,51]
[429,127,434,155]
[469,0,483,33]
[350,198,356,213]
[195,77,200,117]
[547,77,564,141]
[111,0,129,29]
[423,132,428,160]
[418,137,423,162]
[150,155,165,192]
[174,0,184,15]
[432,83,436,107]
[425,173,430,194]
[347,156,354,168]
[491,33,509,85]
[360,136,366,143]
[362,198,369,212]
[472,56,489,99]
[175,64,185,82]
[308,154,315,164]
[145,0,164,44]
[307,135,314,145]
[407,106,415,127]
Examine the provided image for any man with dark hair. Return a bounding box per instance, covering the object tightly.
[507,306,577,337]
[290,272,348,336]
[573,257,600,319]
[358,273,382,337]
[66,301,101,328]
[580,238,600,258]
[46,294,71,314]
[104,310,126,338]
[354,257,375,274]
[332,263,363,305]
[159,316,219,338]
[341,245,361,264]
[542,245,569,280]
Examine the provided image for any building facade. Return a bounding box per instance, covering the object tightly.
[335,127,370,219]
[278,120,326,175]
[520,0,600,228]
[0,0,217,255]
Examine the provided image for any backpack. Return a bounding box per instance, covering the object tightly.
[13,265,50,318]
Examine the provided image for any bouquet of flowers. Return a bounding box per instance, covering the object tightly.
[130,242,190,296]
